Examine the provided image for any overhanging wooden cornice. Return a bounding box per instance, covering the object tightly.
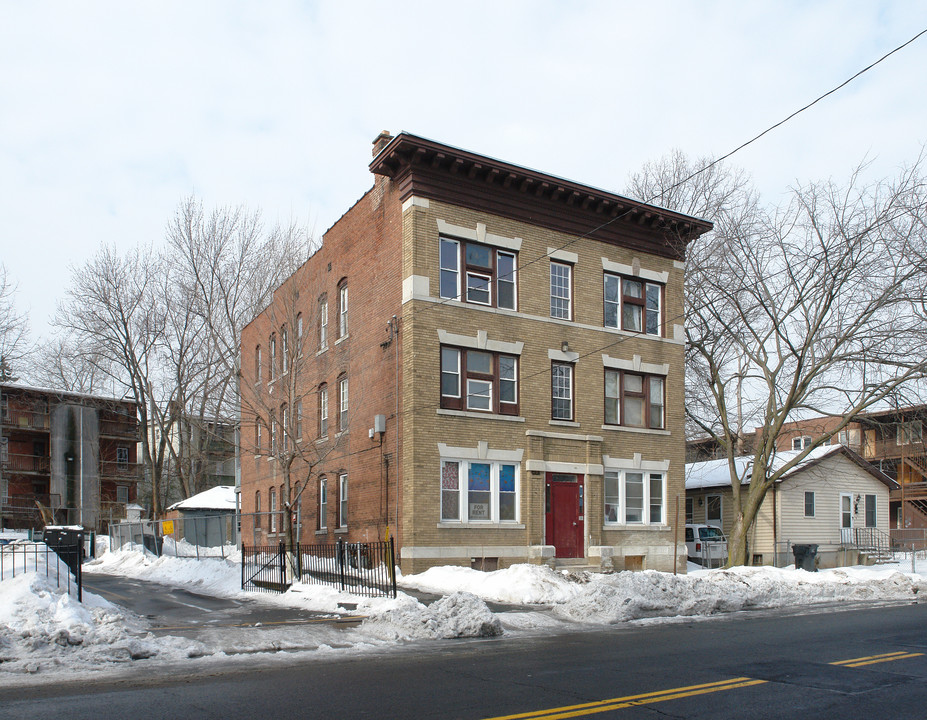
[370,133,713,260]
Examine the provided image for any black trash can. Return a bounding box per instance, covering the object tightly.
[792,543,818,572]
[42,527,85,575]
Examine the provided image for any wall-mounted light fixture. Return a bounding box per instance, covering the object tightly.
[561,341,570,353]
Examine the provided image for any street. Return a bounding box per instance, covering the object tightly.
[1,599,925,719]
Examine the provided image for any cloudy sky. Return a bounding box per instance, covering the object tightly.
[2,1,926,341]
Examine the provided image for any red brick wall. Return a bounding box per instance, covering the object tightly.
[240,178,404,549]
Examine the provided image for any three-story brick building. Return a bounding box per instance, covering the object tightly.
[239,132,711,573]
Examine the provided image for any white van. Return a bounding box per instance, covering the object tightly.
[685,524,727,567]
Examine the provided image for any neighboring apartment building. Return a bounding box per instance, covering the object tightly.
[686,405,927,531]
[0,383,140,531]
[239,132,712,573]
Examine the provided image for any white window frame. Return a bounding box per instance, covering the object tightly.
[319,385,328,437]
[319,477,327,530]
[440,458,520,524]
[804,491,815,517]
[116,446,129,466]
[792,435,812,450]
[256,346,262,383]
[319,300,328,350]
[551,362,573,420]
[116,485,129,504]
[270,487,278,533]
[897,420,922,445]
[269,335,277,380]
[338,376,348,431]
[603,470,665,526]
[339,285,348,338]
[550,261,572,320]
[706,494,722,525]
[281,327,288,373]
[338,473,348,528]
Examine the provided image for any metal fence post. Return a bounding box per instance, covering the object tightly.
[337,538,345,591]
[388,537,397,598]
[279,541,286,589]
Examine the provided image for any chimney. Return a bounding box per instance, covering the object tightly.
[372,130,393,158]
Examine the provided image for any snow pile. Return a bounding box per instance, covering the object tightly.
[86,543,243,597]
[400,563,583,605]
[0,572,207,676]
[362,592,502,640]
[400,563,927,625]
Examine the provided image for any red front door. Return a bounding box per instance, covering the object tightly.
[546,473,584,558]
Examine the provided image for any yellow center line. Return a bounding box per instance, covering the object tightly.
[831,651,919,666]
[839,653,924,668]
[482,677,767,720]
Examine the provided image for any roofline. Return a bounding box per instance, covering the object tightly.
[0,382,138,407]
[370,131,713,241]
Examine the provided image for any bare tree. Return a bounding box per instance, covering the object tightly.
[629,152,927,565]
[0,263,30,381]
[162,196,311,502]
[55,245,172,518]
[30,333,111,394]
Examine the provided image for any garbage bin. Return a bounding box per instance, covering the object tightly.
[792,543,818,572]
[42,526,85,575]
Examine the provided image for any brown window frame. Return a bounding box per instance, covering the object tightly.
[603,273,664,337]
[438,237,517,311]
[440,346,519,416]
[603,369,665,430]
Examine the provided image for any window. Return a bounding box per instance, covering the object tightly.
[706,495,722,524]
[865,494,877,527]
[685,497,694,523]
[295,400,303,440]
[116,485,129,504]
[281,327,288,373]
[792,435,812,450]
[439,238,517,310]
[255,419,263,453]
[338,473,348,528]
[319,477,327,530]
[604,470,664,525]
[550,262,572,319]
[255,491,262,529]
[604,274,662,335]
[318,384,328,437]
[116,446,129,466]
[604,370,665,429]
[256,345,262,383]
[269,334,277,380]
[296,313,303,346]
[440,347,518,415]
[551,362,574,421]
[804,491,815,517]
[837,428,861,450]
[270,487,277,533]
[338,375,348,431]
[270,412,277,454]
[319,298,328,350]
[281,404,288,448]
[339,283,348,338]
[897,421,922,445]
[441,459,519,522]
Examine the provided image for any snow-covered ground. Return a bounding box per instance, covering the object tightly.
[2,539,926,687]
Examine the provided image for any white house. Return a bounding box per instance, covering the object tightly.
[685,446,898,567]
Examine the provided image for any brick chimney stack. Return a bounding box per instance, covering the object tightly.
[372,130,393,158]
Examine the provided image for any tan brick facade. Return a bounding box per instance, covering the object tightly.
[240,133,710,574]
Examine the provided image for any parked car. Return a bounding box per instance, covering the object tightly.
[685,524,727,567]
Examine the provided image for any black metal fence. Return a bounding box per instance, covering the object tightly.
[0,542,82,601]
[242,538,397,598]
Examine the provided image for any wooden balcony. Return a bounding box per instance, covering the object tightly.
[1,453,51,475]
[891,481,927,502]
[0,493,61,515]
[99,418,139,439]
[99,460,143,483]
[1,410,49,431]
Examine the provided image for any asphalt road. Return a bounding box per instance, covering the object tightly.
[82,572,357,636]
[2,598,925,719]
